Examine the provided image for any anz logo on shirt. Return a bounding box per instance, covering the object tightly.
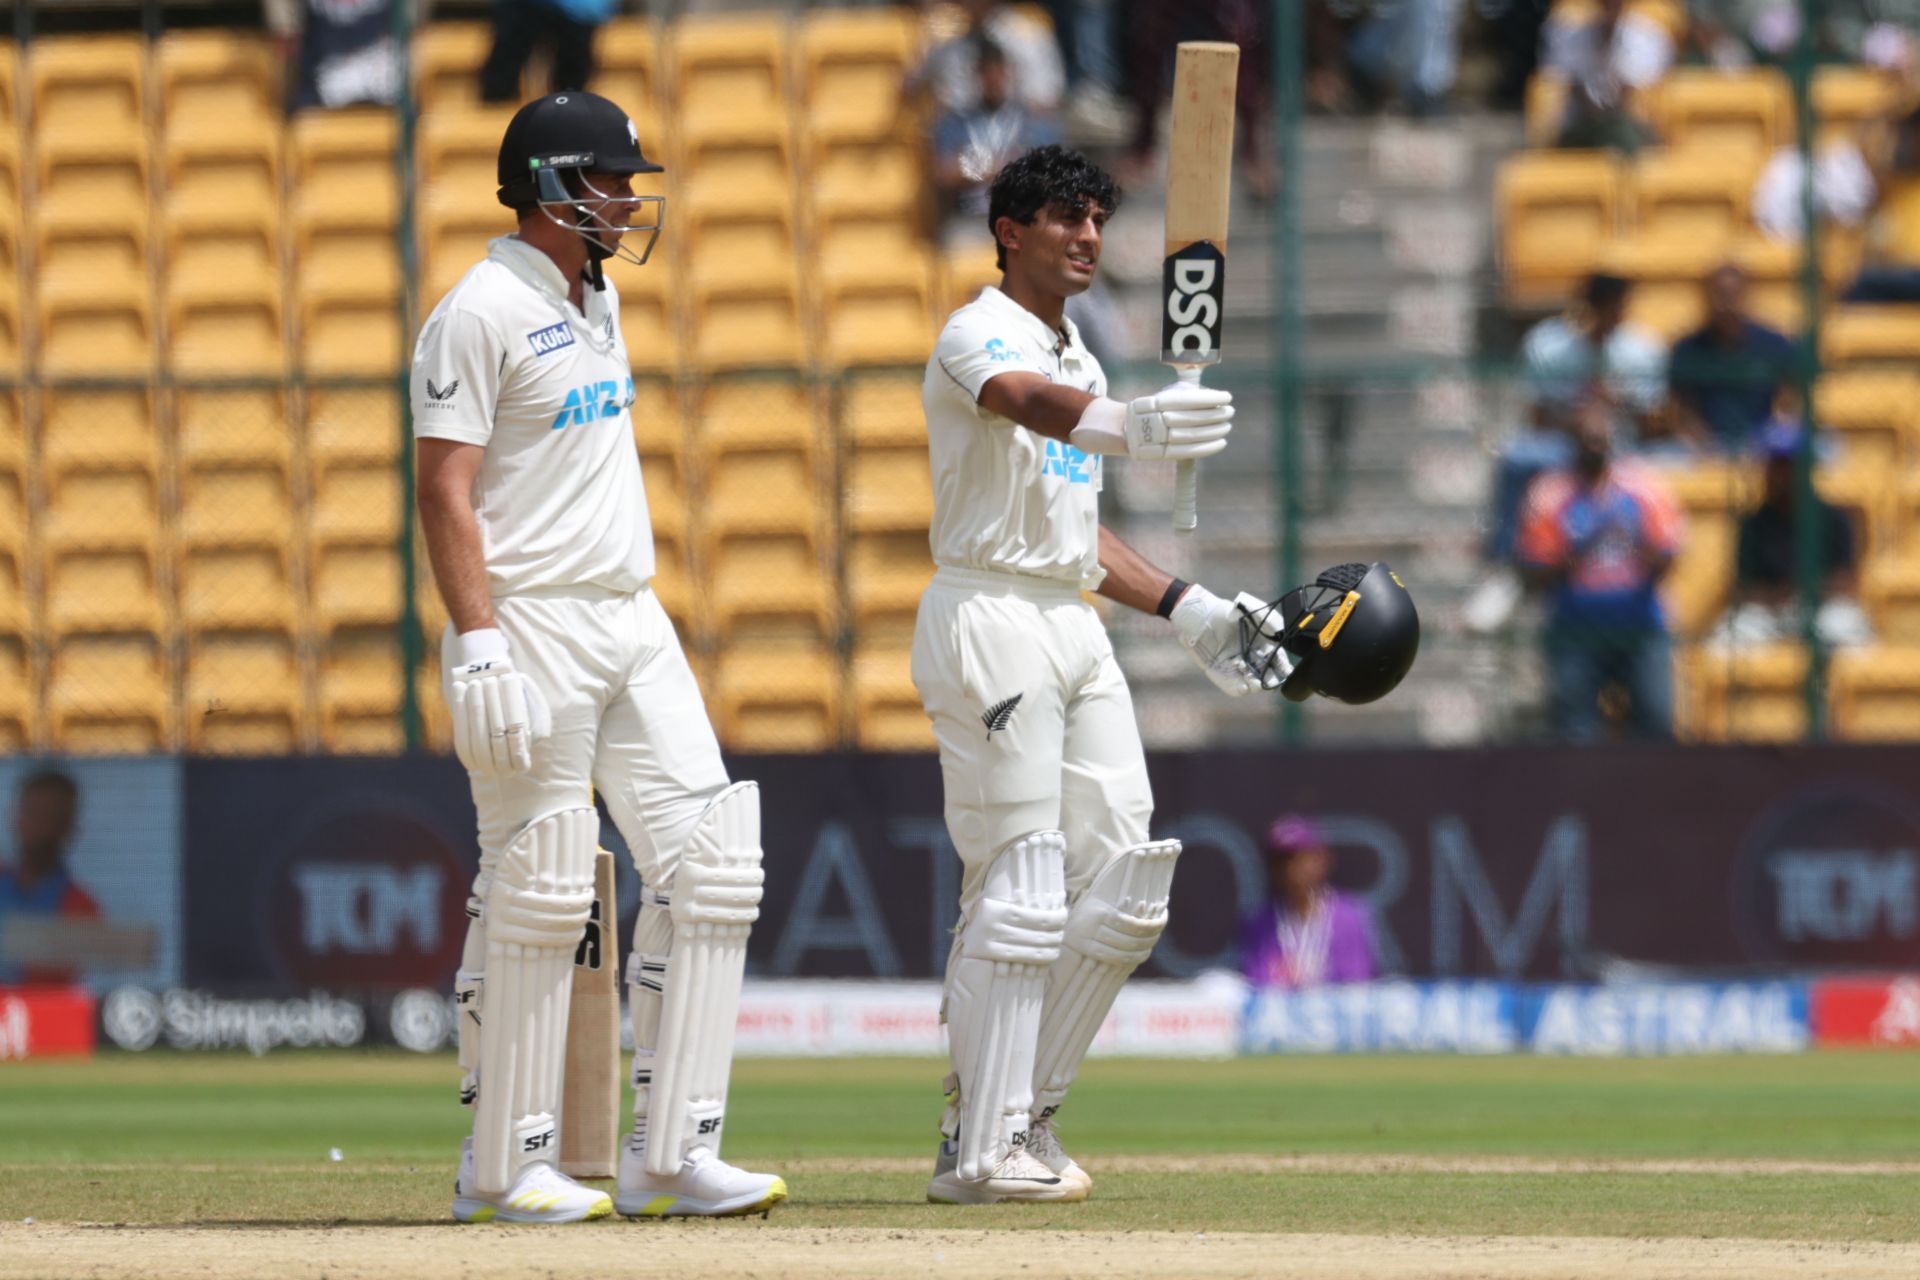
[1042,439,1099,485]
[552,377,635,431]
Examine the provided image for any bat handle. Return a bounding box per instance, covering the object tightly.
[1172,365,1201,536]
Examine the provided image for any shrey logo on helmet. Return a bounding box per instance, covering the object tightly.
[1238,561,1420,705]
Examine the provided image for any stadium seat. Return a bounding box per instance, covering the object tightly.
[704,452,822,549]
[37,273,156,376]
[845,448,934,534]
[1496,151,1622,304]
[809,137,922,224]
[695,377,818,456]
[840,373,925,449]
[293,182,404,375]
[0,635,30,749]
[679,136,795,223]
[184,634,303,754]
[1812,66,1901,131]
[798,7,918,146]
[48,635,173,753]
[421,188,514,303]
[631,381,688,550]
[40,389,159,485]
[593,19,660,131]
[163,112,280,209]
[690,277,809,371]
[1828,646,1920,741]
[165,182,280,292]
[179,546,299,638]
[300,294,404,377]
[714,644,840,751]
[1817,370,1920,476]
[612,260,681,373]
[318,630,405,753]
[414,22,496,114]
[850,643,932,750]
[0,392,23,488]
[0,40,15,128]
[1523,71,1568,147]
[0,547,24,639]
[846,532,931,641]
[417,105,518,194]
[1660,459,1753,516]
[940,245,1001,314]
[0,480,26,590]
[30,36,145,134]
[179,388,293,476]
[1728,235,1808,336]
[1680,641,1809,743]
[1815,464,1891,560]
[709,533,835,646]
[167,269,287,378]
[1628,150,1753,248]
[311,465,403,550]
[1652,69,1789,160]
[1862,555,1920,644]
[1823,307,1920,367]
[291,109,398,196]
[1661,514,1734,640]
[158,30,277,121]
[312,545,403,634]
[683,205,798,292]
[670,15,790,148]
[309,386,400,472]
[179,469,294,555]
[1602,232,1716,342]
[44,550,166,639]
[817,216,929,293]
[821,275,936,369]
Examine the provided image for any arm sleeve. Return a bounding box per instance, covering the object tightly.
[932,308,1046,408]
[411,306,505,445]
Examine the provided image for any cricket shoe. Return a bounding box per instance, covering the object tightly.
[615,1137,788,1218]
[1026,1109,1093,1196]
[927,1139,1086,1205]
[452,1138,613,1224]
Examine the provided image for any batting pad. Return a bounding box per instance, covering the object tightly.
[1032,839,1181,1114]
[945,830,1068,1182]
[471,808,597,1195]
[645,781,765,1176]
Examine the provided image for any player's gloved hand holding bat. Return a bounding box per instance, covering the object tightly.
[1068,383,1234,462]
[1167,584,1292,697]
[449,627,553,776]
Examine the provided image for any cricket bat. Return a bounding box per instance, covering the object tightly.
[559,848,620,1179]
[1163,41,1239,536]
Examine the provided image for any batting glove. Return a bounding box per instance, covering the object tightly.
[448,628,552,776]
[1069,384,1233,462]
[1168,584,1265,697]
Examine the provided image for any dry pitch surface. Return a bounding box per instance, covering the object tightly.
[5,1052,1919,1279]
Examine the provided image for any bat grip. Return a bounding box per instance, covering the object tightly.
[1172,365,1201,536]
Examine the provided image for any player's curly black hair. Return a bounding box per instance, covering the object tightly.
[986,144,1121,271]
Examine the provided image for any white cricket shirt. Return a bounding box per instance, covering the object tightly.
[923,286,1105,590]
[411,235,653,597]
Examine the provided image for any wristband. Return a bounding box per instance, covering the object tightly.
[1156,578,1191,619]
[452,627,510,668]
[1067,396,1129,457]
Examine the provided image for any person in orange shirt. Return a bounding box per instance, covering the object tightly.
[0,770,99,987]
[1518,397,1684,741]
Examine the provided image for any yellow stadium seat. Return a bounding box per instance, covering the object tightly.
[0,632,29,748]
[710,534,836,647]
[416,654,453,752]
[300,295,404,376]
[0,275,17,376]
[850,643,931,750]
[715,644,840,751]
[179,468,294,554]
[44,551,166,639]
[1524,71,1568,147]
[414,21,496,114]
[417,105,519,193]
[0,480,26,581]
[630,377,683,460]
[421,189,514,300]
[37,274,156,376]
[1863,556,1920,644]
[185,634,303,754]
[166,187,280,297]
[41,388,159,485]
[1815,463,1892,561]
[817,216,928,293]
[1659,458,1753,515]
[0,392,23,484]
[0,550,26,644]
[48,636,172,753]
[1817,370,1920,475]
[291,109,398,193]
[312,465,402,549]
[179,546,299,637]
[1661,513,1733,640]
[798,9,917,146]
[312,546,403,634]
[1497,151,1622,304]
[309,386,399,472]
[846,448,934,534]
[168,270,286,378]
[671,15,789,146]
[593,20,659,130]
[1829,646,1920,741]
[1602,232,1716,342]
[318,630,405,753]
[1813,66,1901,131]
[0,42,15,128]
[704,451,822,548]
[1680,641,1809,743]
[695,377,817,456]
[846,532,931,641]
[613,262,681,373]
[159,30,277,121]
[179,388,293,476]
[1824,306,1920,367]
[30,36,145,134]
[691,277,809,371]
[1653,69,1790,160]
[1628,149,1753,247]
[821,276,936,369]
[940,245,1001,314]
[840,373,924,449]
[810,138,922,224]
[679,136,795,222]
[683,206,797,292]
[164,111,280,209]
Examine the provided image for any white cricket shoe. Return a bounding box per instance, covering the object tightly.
[926,1138,1086,1205]
[615,1137,788,1218]
[452,1138,613,1224]
[1026,1110,1093,1196]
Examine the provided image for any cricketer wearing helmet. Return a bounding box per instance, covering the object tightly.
[912,145,1290,1205]
[412,91,785,1225]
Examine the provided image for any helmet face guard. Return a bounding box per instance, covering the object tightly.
[1238,561,1420,705]
[531,164,665,268]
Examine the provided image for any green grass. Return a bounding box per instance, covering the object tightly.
[3,1051,1918,1238]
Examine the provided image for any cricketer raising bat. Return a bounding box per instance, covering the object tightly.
[1163,41,1239,536]
[559,847,620,1179]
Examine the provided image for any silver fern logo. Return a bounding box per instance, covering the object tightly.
[981,692,1024,739]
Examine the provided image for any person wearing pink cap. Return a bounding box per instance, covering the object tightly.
[1239,817,1378,989]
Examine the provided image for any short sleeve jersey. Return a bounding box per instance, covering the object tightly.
[923,286,1106,590]
[411,235,653,598]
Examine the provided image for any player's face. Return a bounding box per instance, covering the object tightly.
[576,170,638,249]
[1024,200,1106,296]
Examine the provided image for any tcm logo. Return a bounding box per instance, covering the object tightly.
[293,864,445,955]
[1767,850,1916,945]
[526,322,575,357]
[1737,786,1920,967]
[1162,241,1225,361]
[552,378,634,430]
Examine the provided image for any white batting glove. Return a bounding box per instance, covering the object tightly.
[1168,584,1263,697]
[448,628,552,776]
[1069,384,1233,462]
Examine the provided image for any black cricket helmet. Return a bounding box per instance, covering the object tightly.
[1239,561,1419,704]
[496,91,666,268]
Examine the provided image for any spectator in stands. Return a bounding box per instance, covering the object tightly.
[1541,0,1672,153]
[1469,273,1667,631]
[1038,0,1131,137]
[0,770,98,987]
[1239,816,1377,990]
[1669,264,1796,454]
[932,38,1063,245]
[478,0,610,105]
[915,0,1066,116]
[1752,124,1879,247]
[1519,399,1684,741]
[1347,0,1465,118]
[1718,419,1872,648]
[1842,105,1920,303]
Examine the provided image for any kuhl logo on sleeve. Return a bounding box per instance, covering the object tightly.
[527,322,576,357]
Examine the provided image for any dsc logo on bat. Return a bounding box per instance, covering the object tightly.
[1161,240,1226,363]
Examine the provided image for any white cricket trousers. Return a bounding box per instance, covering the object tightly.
[911,566,1153,917]
[443,583,730,891]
